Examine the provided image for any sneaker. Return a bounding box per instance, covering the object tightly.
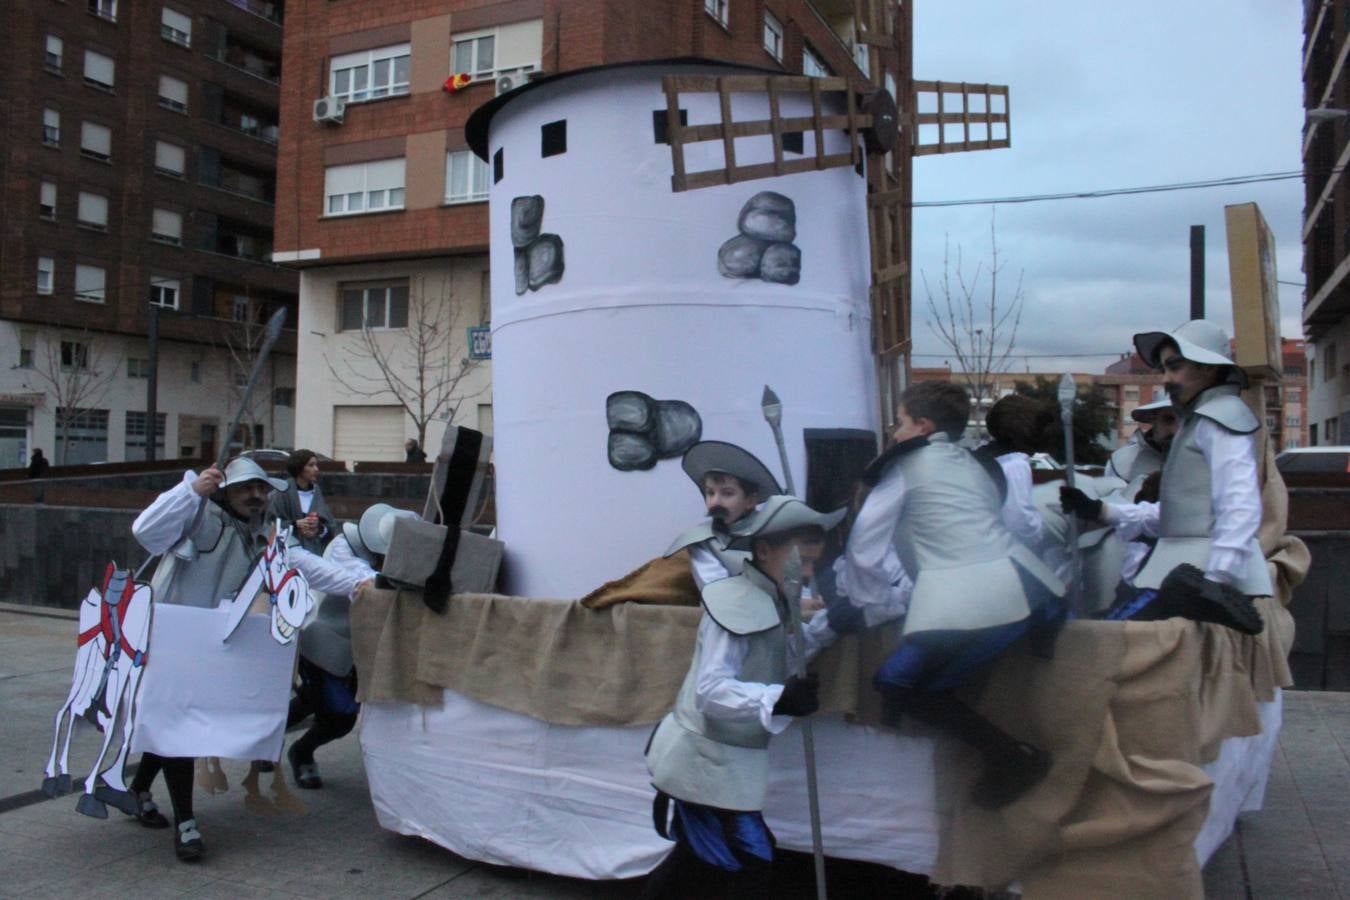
[971,741,1052,810]
[288,744,322,790]
[174,819,205,862]
[133,791,170,829]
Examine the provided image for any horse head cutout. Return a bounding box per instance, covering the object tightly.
[221,519,313,645]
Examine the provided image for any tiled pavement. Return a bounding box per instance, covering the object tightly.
[2,607,1348,898]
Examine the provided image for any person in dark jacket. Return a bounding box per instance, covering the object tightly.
[404,438,427,463]
[267,450,336,555]
[27,448,50,478]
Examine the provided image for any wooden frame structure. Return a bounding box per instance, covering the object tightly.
[660,75,865,192]
[913,80,1011,156]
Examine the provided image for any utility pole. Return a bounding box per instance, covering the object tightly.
[1190,225,1205,319]
[146,303,159,462]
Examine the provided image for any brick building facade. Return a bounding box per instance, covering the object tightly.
[1303,0,1350,445]
[272,0,905,459]
[0,0,298,466]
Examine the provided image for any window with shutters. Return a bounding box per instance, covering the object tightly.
[40,182,57,220]
[72,268,104,304]
[445,150,488,204]
[43,109,60,146]
[46,35,64,73]
[159,75,188,112]
[61,342,90,371]
[84,50,115,90]
[127,358,150,378]
[88,0,117,22]
[75,265,107,303]
[704,0,729,28]
[330,44,410,103]
[77,192,109,230]
[81,122,112,162]
[37,258,55,296]
[324,158,405,216]
[154,140,185,176]
[451,21,541,85]
[803,44,830,77]
[151,208,182,245]
[161,7,191,47]
[763,12,783,62]
[18,329,36,369]
[150,277,180,309]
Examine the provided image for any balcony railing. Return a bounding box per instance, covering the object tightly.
[223,0,283,26]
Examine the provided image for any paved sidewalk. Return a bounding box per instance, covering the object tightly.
[2,607,1348,898]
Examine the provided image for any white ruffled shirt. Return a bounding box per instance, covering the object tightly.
[1101,418,1262,585]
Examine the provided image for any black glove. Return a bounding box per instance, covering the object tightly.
[1059,486,1103,521]
[1156,563,1264,635]
[772,673,820,718]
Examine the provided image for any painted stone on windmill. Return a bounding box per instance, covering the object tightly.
[717,191,801,285]
[512,195,565,295]
[606,390,702,471]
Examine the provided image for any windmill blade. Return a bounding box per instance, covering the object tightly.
[662,74,871,192]
[913,80,1011,156]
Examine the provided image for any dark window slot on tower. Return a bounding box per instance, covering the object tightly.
[541,120,567,157]
[652,108,688,144]
[493,148,504,184]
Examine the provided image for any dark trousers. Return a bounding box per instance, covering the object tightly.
[129,753,194,822]
[286,658,358,763]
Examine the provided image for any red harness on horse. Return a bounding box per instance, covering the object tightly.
[76,563,143,661]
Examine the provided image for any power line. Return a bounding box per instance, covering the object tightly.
[912,168,1324,208]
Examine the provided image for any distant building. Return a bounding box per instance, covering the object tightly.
[1302,1,1350,445]
[0,0,297,467]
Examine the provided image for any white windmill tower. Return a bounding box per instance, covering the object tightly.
[466,15,1010,598]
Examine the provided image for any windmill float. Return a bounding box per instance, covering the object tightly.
[466,1,1010,598]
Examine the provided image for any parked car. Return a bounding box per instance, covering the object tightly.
[1275,446,1350,475]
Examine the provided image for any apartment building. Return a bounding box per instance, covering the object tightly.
[273,0,906,460]
[0,0,297,467]
[1303,0,1350,445]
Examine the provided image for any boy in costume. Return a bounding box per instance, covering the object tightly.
[288,503,416,789]
[836,381,1066,809]
[665,441,782,588]
[974,394,1055,551]
[1061,321,1267,633]
[643,495,843,898]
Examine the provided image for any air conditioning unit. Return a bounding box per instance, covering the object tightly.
[312,96,346,124]
[495,72,525,96]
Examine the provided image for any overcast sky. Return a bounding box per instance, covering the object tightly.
[910,0,1305,374]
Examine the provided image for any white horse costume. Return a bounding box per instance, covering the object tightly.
[42,563,153,818]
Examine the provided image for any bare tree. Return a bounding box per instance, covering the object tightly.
[32,331,121,464]
[923,212,1025,438]
[325,278,486,451]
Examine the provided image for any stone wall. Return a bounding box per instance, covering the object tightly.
[0,506,145,610]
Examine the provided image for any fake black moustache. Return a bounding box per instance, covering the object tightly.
[1164,382,1183,399]
[709,505,732,519]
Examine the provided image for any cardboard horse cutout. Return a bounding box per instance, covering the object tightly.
[220,520,312,645]
[42,564,153,818]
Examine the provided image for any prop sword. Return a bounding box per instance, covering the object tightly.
[761,385,797,497]
[134,307,290,581]
[1057,373,1085,617]
[762,387,825,898]
[783,547,827,900]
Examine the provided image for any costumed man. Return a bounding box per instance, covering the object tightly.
[665,441,783,589]
[288,503,416,789]
[973,394,1055,551]
[1060,321,1268,633]
[268,449,337,555]
[129,458,370,861]
[834,381,1066,809]
[1105,395,1176,484]
[642,495,844,899]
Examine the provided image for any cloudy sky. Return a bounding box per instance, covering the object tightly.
[910,0,1305,374]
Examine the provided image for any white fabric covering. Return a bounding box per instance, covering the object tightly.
[361,689,1281,882]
